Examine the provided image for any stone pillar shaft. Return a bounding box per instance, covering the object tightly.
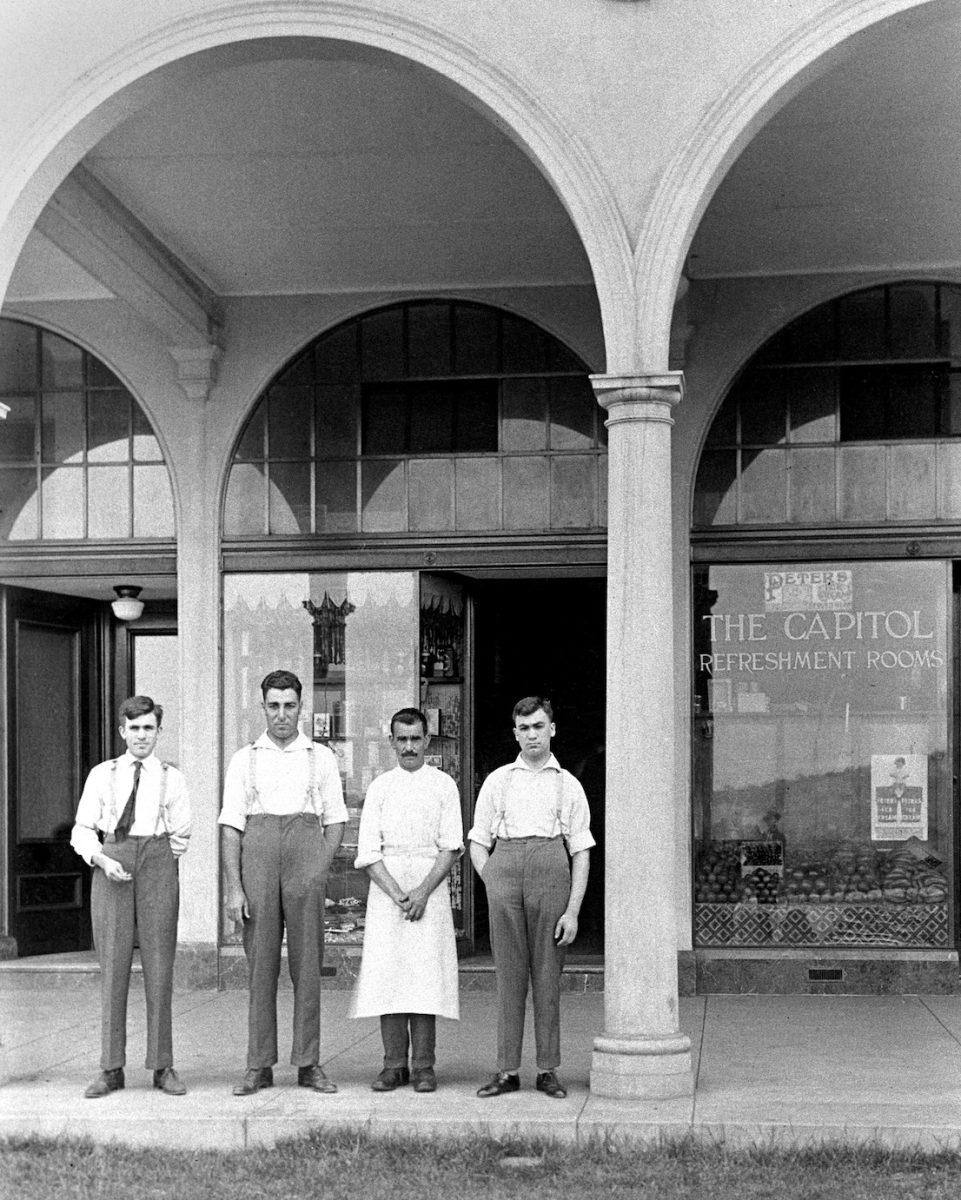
[589,372,692,1099]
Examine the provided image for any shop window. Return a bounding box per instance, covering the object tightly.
[0,319,175,541]
[224,300,605,538]
[692,561,952,951]
[222,570,468,947]
[694,282,961,529]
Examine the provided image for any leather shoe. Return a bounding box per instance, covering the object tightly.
[153,1067,186,1096]
[371,1066,410,1092]
[298,1065,337,1093]
[411,1067,437,1093]
[84,1068,124,1099]
[476,1071,520,1098]
[535,1070,567,1098]
[232,1066,273,1096]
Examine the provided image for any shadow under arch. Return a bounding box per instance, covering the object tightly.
[0,4,631,366]
[630,0,944,373]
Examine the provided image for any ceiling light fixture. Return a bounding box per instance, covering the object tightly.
[111,584,144,622]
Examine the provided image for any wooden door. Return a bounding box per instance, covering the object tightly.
[3,586,102,956]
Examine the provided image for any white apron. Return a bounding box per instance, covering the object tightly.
[349,846,459,1019]
[348,764,462,1021]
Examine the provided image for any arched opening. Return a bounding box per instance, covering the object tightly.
[0,318,178,957]
[689,283,957,978]
[221,301,607,957]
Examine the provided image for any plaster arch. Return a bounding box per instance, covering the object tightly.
[631,0,943,376]
[0,3,631,371]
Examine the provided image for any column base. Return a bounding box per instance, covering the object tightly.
[590,1032,694,1099]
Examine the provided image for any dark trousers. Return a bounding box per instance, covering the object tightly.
[240,814,330,1068]
[483,837,570,1072]
[380,1013,436,1070]
[91,834,179,1071]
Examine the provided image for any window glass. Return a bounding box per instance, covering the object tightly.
[315,461,357,533]
[550,377,595,450]
[503,455,549,529]
[0,322,36,391]
[224,463,266,536]
[0,321,172,543]
[409,458,454,530]
[40,334,83,390]
[268,388,313,459]
[1,396,37,461]
[551,456,596,528]
[222,570,421,947]
[407,304,452,377]
[739,448,786,524]
[88,465,129,537]
[133,464,175,537]
[502,378,547,452]
[131,404,163,461]
[229,302,600,537]
[693,560,951,950]
[268,461,311,534]
[361,460,406,532]
[40,467,84,539]
[694,286,961,531]
[787,449,836,524]
[0,469,36,538]
[87,392,129,463]
[455,458,501,530]
[693,451,737,527]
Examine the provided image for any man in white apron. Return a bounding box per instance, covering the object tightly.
[349,707,463,1093]
[468,696,593,1099]
[71,695,191,1099]
[220,669,347,1096]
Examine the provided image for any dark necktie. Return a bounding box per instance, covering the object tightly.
[114,761,142,842]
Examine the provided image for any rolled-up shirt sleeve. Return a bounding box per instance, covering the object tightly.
[353,779,385,869]
[165,767,192,858]
[466,772,500,848]
[317,748,348,827]
[561,774,595,854]
[218,746,250,833]
[437,775,465,855]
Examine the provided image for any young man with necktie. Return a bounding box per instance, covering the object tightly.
[71,695,191,1098]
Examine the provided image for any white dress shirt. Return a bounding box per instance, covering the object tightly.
[71,751,191,864]
[468,753,595,854]
[218,730,348,832]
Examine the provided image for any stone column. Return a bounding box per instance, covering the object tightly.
[589,372,693,1099]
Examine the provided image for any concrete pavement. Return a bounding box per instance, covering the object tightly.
[1,970,960,1151]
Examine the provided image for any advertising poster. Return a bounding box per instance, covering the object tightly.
[871,753,927,842]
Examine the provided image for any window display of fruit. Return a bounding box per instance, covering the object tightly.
[694,839,950,908]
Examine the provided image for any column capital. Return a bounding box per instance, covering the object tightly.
[590,371,684,424]
[169,344,221,402]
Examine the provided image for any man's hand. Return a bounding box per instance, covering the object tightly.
[225,885,250,927]
[97,855,132,883]
[405,883,431,921]
[554,911,578,947]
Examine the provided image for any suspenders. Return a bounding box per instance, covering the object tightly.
[493,768,565,841]
[244,742,320,817]
[107,758,171,836]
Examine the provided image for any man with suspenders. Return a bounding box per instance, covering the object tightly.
[71,695,191,1098]
[220,669,347,1096]
[468,696,593,1100]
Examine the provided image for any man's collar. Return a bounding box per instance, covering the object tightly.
[121,750,158,767]
[255,730,311,751]
[511,753,561,773]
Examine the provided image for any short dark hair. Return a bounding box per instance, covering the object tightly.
[390,707,428,736]
[512,695,553,723]
[260,670,302,699]
[119,695,163,726]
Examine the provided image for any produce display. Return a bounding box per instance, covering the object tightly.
[694,840,948,905]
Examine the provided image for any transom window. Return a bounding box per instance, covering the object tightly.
[0,320,174,541]
[694,282,961,528]
[225,300,606,537]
